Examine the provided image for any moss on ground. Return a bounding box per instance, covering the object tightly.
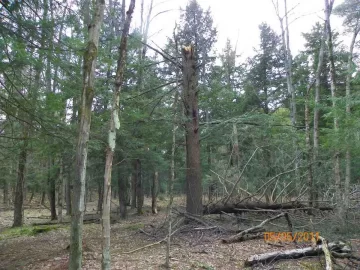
[123,223,144,231]
[0,224,61,240]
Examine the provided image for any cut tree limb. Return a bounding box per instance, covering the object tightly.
[319,236,333,270]
[204,201,333,214]
[222,213,293,244]
[244,241,348,267]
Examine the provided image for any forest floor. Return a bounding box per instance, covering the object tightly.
[1,197,360,270]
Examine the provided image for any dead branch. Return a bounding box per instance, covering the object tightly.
[319,236,333,270]
[222,213,288,244]
[204,201,333,215]
[120,218,185,254]
[244,241,349,267]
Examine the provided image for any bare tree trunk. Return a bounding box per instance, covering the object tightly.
[41,191,46,205]
[131,173,137,209]
[48,158,57,221]
[183,45,202,216]
[13,0,49,227]
[58,158,64,223]
[344,27,359,208]
[13,134,29,227]
[97,181,103,213]
[166,57,179,267]
[118,173,127,218]
[152,171,159,214]
[136,159,144,215]
[313,23,326,208]
[273,0,298,188]
[101,1,135,269]
[3,179,9,206]
[232,123,240,167]
[305,83,315,214]
[65,172,72,215]
[324,0,342,214]
[69,0,105,269]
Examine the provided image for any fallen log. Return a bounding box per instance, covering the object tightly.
[319,237,332,270]
[244,241,348,267]
[222,212,293,244]
[204,201,333,214]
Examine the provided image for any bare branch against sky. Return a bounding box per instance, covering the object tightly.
[130,0,348,57]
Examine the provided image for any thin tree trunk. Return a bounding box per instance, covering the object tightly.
[69,0,105,269]
[3,179,9,206]
[13,134,29,227]
[41,191,46,205]
[127,174,132,206]
[183,45,202,216]
[274,0,298,189]
[166,56,179,267]
[48,158,57,221]
[131,172,137,209]
[97,181,103,213]
[152,171,159,214]
[66,172,72,215]
[344,27,359,208]
[232,123,240,167]
[101,1,135,269]
[305,83,315,214]
[324,0,342,213]
[59,158,64,223]
[118,173,127,218]
[313,23,326,208]
[136,159,144,215]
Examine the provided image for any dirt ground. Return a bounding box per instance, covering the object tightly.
[1,197,359,270]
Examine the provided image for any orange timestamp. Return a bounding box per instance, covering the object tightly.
[264,231,320,242]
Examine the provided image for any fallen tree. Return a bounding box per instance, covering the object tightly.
[244,241,349,267]
[222,212,294,244]
[204,201,333,215]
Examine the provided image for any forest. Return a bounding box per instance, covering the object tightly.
[0,0,360,269]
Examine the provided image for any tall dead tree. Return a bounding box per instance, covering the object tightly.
[324,0,342,214]
[101,1,135,269]
[69,0,105,269]
[183,45,202,216]
[334,0,360,208]
[312,23,326,209]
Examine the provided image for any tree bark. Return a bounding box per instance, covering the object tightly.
[305,83,315,214]
[244,241,348,267]
[3,179,9,206]
[183,45,202,216]
[324,0,342,214]
[136,159,144,215]
[97,181,103,213]
[313,22,326,208]
[131,172,137,209]
[152,171,159,214]
[58,158,64,223]
[101,1,135,269]
[65,171,72,216]
[48,158,57,221]
[118,168,127,218]
[69,0,105,269]
[344,26,359,208]
[13,132,29,227]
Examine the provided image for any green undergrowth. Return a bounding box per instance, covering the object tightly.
[0,224,62,240]
[123,222,144,231]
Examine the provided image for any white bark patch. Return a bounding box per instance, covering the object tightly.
[114,110,120,130]
[108,130,116,151]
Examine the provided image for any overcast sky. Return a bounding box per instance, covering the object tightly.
[132,0,348,58]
